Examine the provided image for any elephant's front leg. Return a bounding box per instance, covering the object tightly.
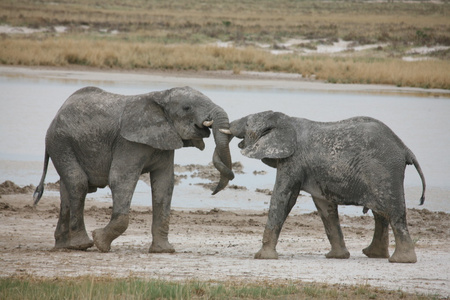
[149,154,175,253]
[255,170,301,259]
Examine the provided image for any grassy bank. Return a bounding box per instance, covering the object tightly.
[0,277,439,299]
[0,0,449,88]
[2,38,449,89]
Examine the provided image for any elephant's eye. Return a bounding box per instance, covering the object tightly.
[182,105,191,112]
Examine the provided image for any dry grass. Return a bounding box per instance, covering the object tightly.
[2,37,449,89]
[1,0,449,89]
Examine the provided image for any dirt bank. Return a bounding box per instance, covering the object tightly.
[0,191,449,297]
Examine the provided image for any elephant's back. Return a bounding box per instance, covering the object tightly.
[304,117,411,177]
[61,86,126,115]
[340,117,409,155]
[46,86,126,156]
[51,87,126,130]
[308,116,407,152]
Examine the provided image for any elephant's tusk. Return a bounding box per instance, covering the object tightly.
[219,128,232,135]
[203,120,214,127]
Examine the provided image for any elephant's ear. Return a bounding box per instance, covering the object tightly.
[120,93,183,150]
[242,112,297,159]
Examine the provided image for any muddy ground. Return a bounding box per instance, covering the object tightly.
[0,184,449,297]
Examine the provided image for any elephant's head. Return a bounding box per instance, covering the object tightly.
[120,86,234,194]
[228,111,297,160]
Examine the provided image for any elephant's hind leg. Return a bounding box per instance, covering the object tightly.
[54,182,70,249]
[313,197,350,259]
[54,172,93,250]
[388,210,417,263]
[362,211,389,258]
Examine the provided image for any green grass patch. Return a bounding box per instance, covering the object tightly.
[0,277,441,300]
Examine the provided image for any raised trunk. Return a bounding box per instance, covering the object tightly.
[210,106,234,195]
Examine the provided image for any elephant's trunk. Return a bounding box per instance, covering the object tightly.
[209,106,234,195]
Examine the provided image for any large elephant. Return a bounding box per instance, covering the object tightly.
[225,111,425,263]
[33,86,234,253]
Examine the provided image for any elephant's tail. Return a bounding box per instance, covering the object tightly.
[33,151,50,206]
[407,150,426,205]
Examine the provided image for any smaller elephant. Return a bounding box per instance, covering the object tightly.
[226,111,425,263]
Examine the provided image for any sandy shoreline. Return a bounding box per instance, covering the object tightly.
[0,193,449,297]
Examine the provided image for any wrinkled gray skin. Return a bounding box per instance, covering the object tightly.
[33,86,234,253]
[229,111,425,263]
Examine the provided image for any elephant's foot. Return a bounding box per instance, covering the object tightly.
[92,214,129,253]
[325,248,350,259]
[53,243,72,251]
[67,239,94,251]
[363,244,389,259]
[92,228,113,253]
[149,240,175,253]
[388,247,417,263]
[254,247,278,259]
[54,231,94,251]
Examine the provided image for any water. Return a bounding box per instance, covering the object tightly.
[1,68,449,214]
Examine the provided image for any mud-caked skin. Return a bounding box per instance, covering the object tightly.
[33,86,234,253]
[229,111,426,263]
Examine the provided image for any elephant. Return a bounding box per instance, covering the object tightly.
[33,86,234,253]
[224,111,426,263]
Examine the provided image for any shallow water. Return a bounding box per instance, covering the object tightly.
[1,68,449,214]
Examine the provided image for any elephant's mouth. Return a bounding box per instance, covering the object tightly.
[194,123,211,138]
[184,122,212,151]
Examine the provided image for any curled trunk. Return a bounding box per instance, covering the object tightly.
[210,106,234,194]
